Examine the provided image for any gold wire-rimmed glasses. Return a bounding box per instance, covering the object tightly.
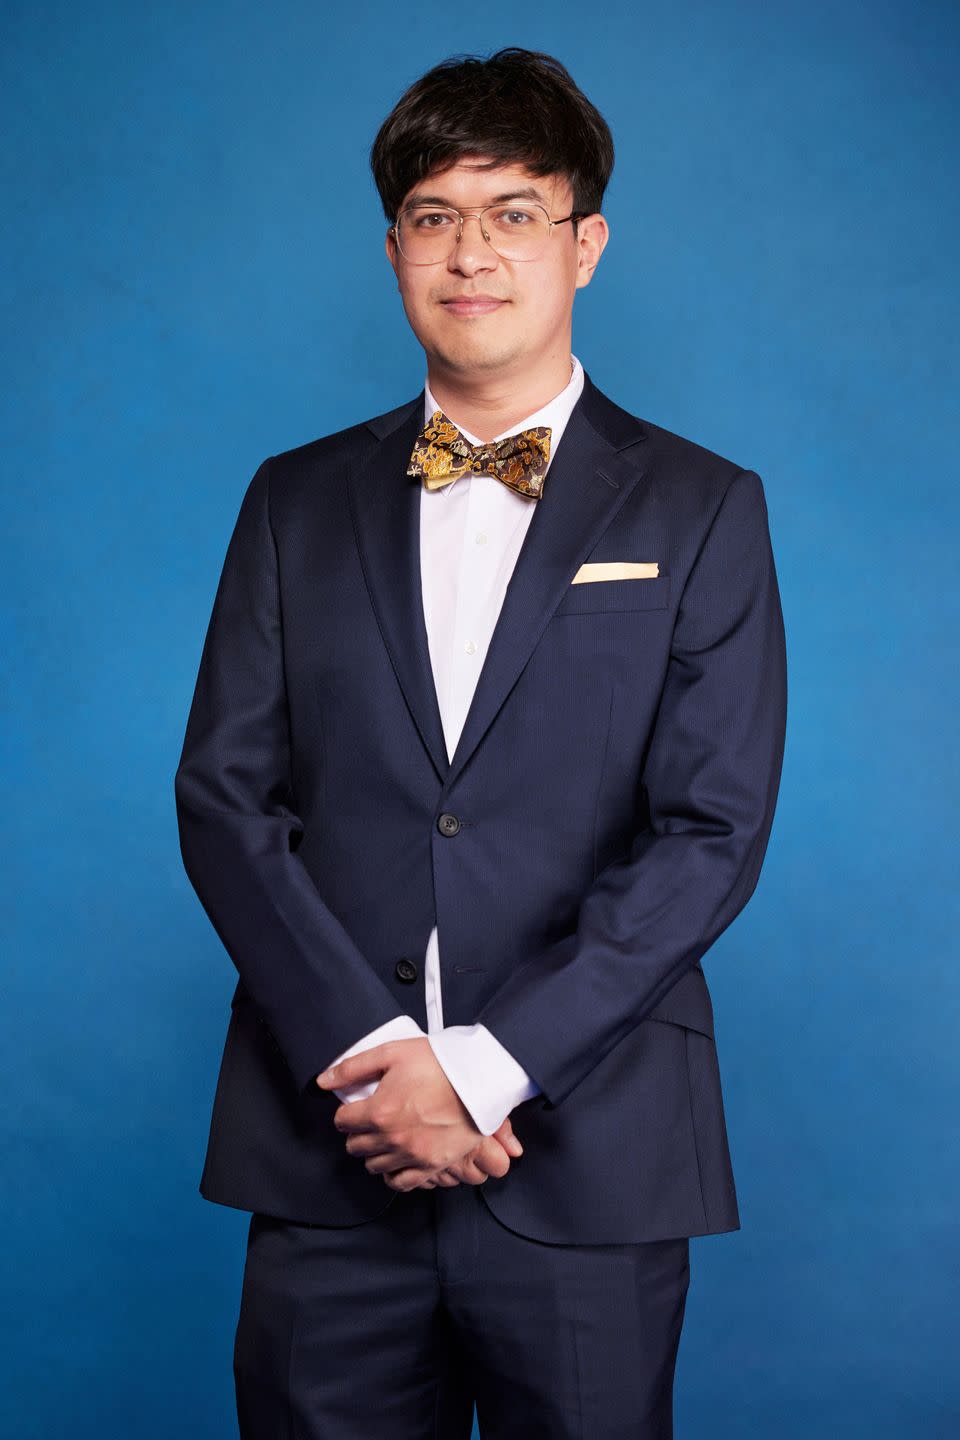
[389,202,585,265]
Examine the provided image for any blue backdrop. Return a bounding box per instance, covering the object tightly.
[2,2,957,1436]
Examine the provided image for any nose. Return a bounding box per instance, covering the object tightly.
[447,213,498,275]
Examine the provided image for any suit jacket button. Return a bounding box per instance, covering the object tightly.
[437,812,461,836]
[395,958,418,983]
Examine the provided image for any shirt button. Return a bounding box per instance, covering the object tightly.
[475,531,487,545]
[464,640,476,654]
[437,812,461,837]
[395,958,418,983]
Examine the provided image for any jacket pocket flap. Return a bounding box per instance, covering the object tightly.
[644,966,714,1038]
[554,574,671,615]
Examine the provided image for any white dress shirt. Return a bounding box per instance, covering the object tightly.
[327,354,586,1135]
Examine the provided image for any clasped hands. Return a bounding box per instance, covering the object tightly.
[316,1035,523,1193]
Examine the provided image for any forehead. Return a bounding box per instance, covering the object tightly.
[402,158,570,208]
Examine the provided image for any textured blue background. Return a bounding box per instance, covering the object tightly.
[2,2,957,1436]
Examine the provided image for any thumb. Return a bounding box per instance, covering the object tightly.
[493,1117,523,1156]
[316,1044,390,1089]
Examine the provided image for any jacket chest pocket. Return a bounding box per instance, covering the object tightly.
[552,575,671,616]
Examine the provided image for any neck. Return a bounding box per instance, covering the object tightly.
[426,348,574,442]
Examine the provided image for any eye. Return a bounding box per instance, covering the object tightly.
[496,207,535,226]
[410,210,455,230]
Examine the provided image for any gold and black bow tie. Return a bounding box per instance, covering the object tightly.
[407,410,552,500]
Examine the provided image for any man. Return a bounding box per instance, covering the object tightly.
[175,46,787,1440]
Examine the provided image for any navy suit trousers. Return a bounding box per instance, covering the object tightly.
[233,1183,691,1439]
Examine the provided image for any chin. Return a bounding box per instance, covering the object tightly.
[430,335,525,375]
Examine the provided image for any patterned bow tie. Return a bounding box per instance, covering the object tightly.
[407,410,552,500]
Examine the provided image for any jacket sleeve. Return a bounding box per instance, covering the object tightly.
[174,458,414,1093]
[474,468,788,1110]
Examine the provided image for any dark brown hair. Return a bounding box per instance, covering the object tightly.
[370,47,615,223]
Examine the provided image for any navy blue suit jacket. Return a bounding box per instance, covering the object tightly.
[174,370,787,1243]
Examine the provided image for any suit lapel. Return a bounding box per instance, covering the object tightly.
[347,396,450,782]
[348,371,650,791]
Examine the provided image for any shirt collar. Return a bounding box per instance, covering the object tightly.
[422,354,585,458]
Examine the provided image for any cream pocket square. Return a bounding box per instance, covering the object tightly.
[571,561,660,584]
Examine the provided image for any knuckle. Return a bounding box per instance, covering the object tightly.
[405,1136,439,1168]
[373,1103,400,1132]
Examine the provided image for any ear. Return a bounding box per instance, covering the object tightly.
[385,227,401,284]
[574,213,610,290]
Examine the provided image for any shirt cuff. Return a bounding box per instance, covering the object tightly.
[329,1014,426,1103]
[428,1023,542,1135]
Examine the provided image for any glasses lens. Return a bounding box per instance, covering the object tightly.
[397,208,460,263]
[483,204,550,260]
[396,204,551,263]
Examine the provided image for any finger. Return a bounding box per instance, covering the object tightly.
[455,1156,490,1186]
[415,1168,460,1189]
[317,1045,391,1091]
[414,1165,462,1186]
[469,1141,510,1180]
[472,1140,509,1175]
[344,1135,395,1158]
[382,1167,433,1192]
[332,1102,381,1135]
[492,1118,524,1157]
[365,1149,415,1175]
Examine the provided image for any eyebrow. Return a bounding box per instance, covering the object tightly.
[403,185,548,208]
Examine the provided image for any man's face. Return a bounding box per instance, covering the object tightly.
[385,157,608,381]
